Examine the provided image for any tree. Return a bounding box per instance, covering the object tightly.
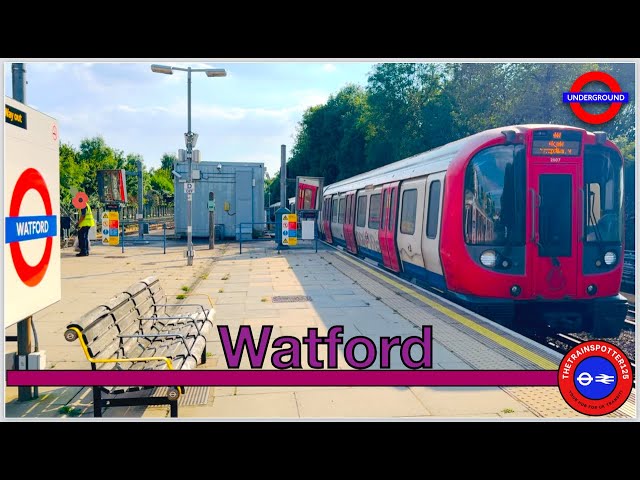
[160,152,177,172]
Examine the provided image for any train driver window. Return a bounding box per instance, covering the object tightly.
[584,147,623,244]
[463,145,525,246]
[332,198,339,223]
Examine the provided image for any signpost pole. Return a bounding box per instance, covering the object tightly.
[209,191,215,250]
[12,63,35,401]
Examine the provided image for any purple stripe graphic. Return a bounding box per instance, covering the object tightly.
[7,370,558,387]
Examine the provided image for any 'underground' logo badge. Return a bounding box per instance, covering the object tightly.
[558,340,633,416]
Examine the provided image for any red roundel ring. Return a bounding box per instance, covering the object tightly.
[569,71,623,125]
[9,168,54,287]
[558,340,633,416]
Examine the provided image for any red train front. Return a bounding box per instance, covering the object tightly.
[441,125,627,337]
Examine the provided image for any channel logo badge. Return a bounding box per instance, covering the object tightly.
[563,71,629,125]
[558,340,633,416]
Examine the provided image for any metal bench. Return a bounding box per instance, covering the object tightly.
[64,276,214,418]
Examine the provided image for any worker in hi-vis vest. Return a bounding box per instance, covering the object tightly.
[76,201,95,257]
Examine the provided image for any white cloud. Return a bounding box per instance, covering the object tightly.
[322,63,337,73]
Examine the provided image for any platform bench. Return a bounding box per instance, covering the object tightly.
[64,276,214,418]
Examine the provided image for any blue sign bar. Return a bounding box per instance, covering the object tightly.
[5,215,58,243]
[563,92,629,103]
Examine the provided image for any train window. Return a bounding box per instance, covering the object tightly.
[332,198,339,223]
[400,189,417,235]
[356,196,367,227]
[539,174,572,257]
[381,191,387,230]
[426,181,441,239]
[463,145,526,246]
[368,194,381,230]
[338,197,346,224]
[584,146,623,243]
[388,189,395,230]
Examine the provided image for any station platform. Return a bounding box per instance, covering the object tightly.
[4,239,636,419]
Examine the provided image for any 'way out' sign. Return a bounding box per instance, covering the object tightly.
[4,96,61,328]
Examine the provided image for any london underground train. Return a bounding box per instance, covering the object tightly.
[319,125,628,338]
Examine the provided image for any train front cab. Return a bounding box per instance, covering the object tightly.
[446,127,627,337]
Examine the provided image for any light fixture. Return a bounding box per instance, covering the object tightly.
[480,250,497,268]
[217,163,222,172]
[603,251,617,265]
[150,64,173,75]
[206,69,227,78]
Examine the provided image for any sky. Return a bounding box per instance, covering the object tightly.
[3,61,377,176]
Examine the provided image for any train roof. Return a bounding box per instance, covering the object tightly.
[323,124,594,195]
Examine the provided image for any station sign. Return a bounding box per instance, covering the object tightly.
[4,96,60,328]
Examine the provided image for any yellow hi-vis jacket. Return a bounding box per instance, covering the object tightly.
[78,203,96,227]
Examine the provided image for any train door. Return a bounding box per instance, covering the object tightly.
[421,172,445,289]
[397,178,427,275]
[529,163,579,298]
[378,182,401,272]
[343,192,358,254]
[323,196,333,243]
[297,184,318,210]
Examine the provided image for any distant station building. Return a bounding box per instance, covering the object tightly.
[174,161,264,240]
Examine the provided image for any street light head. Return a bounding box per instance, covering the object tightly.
[205,69,227,78]
[151,64,173,75]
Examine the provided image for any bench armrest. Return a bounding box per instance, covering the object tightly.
[64,327,174,370]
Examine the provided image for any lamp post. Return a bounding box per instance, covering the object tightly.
[151,64,226,265]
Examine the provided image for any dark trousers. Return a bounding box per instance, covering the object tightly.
[78,226,90,255]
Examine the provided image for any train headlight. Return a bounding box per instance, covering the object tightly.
[510,285,521,297]
[603,252,617,265]
[480,250,497,268]
[587,284,597,295]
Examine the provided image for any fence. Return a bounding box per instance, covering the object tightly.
[622,250,635,289]
[239,218,319,254]
[239,222,277,253]
[118,220,168,254]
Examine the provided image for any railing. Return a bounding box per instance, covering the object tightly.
[239,222,277,254]
[119,220,168,254]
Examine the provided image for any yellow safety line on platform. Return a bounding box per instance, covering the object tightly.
[334,252,558,370]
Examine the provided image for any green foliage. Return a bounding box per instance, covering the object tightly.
[283,61,635,204]
[59,140,176,210]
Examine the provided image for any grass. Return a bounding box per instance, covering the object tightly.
[206,352,213,358]
[261,297,269,302]
[218,288,224,293]
[181,286,190,292]
[221,274,230,280]
[200,273,209,280]
[176,294,187,300]
[501,408,515,414]
[58,406,82,417]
